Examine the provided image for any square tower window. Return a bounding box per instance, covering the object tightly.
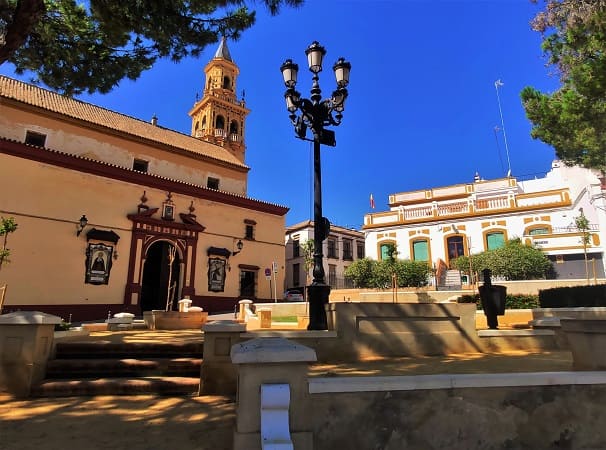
[133,159,149,173]
[25,131,46,147]
[207,177,220,190]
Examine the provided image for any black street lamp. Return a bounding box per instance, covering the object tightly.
[280,42,351,330]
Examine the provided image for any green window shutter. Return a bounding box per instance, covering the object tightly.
[380,244,390,261]
[412,240,428,261]
[486,232,505,250]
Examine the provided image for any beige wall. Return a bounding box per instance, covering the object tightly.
[1,105,248,195]
[0,151,285,318]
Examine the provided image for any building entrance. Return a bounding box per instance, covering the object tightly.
[140,241,181,312]
[447,235,465,267]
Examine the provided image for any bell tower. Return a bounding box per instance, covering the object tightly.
[189,37,250,163]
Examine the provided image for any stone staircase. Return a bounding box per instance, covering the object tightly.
[438,269,463,291]
[30,340,203,397]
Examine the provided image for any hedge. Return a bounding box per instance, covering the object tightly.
[539,285,606,308]
[458,294,540,310]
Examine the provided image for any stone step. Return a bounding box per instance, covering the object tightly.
[30,376,200,397]
[45,357,202,378]
[54,342,204,359]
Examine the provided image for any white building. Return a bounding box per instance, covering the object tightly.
[364,162,606,285]
[285,221,365,292]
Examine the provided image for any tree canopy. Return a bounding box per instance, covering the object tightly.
[521,0,606,170]
[452,238,552,281]
[0,217,18,270]
[0,0,302,95]
[345,257,432,289]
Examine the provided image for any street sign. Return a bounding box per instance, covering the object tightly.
[264,268,271,280]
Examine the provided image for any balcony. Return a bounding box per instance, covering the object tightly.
[364,187,571,228]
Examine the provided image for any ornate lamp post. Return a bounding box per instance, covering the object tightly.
[280,42,351,330]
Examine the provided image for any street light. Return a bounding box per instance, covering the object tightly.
[280,42,351,330]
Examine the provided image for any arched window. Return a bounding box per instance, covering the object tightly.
[379,242,397,261]
[201,117,207,130]
[216,115,225,130]
[525,225,552,236]
[229,120,238,134]
[223,76,231,89]
[485,231,505,250]
[411,239,429,261]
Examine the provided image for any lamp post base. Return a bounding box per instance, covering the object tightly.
[307,283,330,330]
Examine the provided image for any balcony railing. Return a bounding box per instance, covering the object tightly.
[364,188,571,228]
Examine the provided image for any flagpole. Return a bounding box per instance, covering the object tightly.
[494,79,512,177]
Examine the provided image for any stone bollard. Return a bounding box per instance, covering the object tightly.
[178,298,192,312]
[199,320,246,395]
[238,299,254,322]
[231,337,316,450]
[0,311,62,397]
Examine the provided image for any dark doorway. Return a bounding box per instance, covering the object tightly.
[140,241,181,313]
[447,235,465,267]
[240,270,256,298]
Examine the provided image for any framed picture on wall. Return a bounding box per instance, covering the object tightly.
[85,243,113,285]
[162,202,175,220]
[208,257,226,292]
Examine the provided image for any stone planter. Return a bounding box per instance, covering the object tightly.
[151,310,208,330]
[560,318,606,370]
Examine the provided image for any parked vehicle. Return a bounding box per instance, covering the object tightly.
[283,289,304,302]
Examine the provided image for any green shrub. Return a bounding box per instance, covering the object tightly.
[457,294,539,310]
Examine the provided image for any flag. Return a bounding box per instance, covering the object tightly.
[370,193,375,209]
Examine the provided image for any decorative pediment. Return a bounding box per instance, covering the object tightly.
[86,228,120,244]
[207,247,231,258]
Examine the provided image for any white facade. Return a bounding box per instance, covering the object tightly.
[364,162,606,282]
[285,221,365,292]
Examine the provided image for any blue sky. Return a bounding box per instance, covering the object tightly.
[1,0,561,229]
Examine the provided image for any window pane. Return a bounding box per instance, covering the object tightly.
[486,232,505,250]
[380,244,391,261]
[412,240,428,261]
[529,228,549,235]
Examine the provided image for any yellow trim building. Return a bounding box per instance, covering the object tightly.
[364,162,606,284]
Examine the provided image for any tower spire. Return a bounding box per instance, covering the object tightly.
[188,38,250,163]
[214,36,232,62]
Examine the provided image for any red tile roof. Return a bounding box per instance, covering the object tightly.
[0,76,248,170]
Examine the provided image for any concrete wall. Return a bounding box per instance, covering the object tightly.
[309,384,606,449]
[331,278,606,301]
[325,302,480,359]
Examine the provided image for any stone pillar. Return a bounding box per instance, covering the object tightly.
[0,311,62,397]
[231,337,317,450]
[239,299,253,322]
[199,320,246,395]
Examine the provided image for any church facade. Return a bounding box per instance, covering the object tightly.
[0,39,288,321]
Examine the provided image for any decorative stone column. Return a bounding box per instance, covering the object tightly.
[0,311,62,397]
[199,320,246,395]
[231,337,316,450]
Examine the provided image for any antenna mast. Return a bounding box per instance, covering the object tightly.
[494,79,512,177]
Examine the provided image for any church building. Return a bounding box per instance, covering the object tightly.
[0,38,288,321]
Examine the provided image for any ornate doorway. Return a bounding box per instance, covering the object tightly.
[140,241,181,312]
